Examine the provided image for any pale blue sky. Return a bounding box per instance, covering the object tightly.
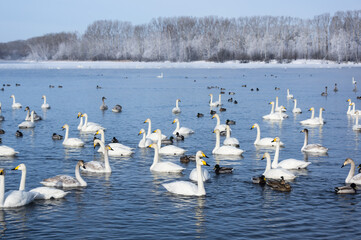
[1,0,360,42]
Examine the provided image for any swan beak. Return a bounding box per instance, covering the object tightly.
[271,138,277,142]
[172,120,176,124]
[341,164,345,168]
[202,160,210,166]
[93,142,100,148]
[11,165,20,170]
[148,144,153,148]
[0,170,3,175]
[81,114,85,117]
[95,130,100,135]
[77,112,81,118]
[107,146,114,151]
[138,131,142,135]
[212,115,215,119]
[153,130,156,133]
[250,125,254,129]
[201,152,208,158]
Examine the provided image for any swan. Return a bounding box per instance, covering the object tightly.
[341,158,361,185]
[18,110,35,129]
[0,169,37,208]
[138,129,153,148]
[300,107,324,125]
[212,113,228,132]
[24,106,42,121]
[272,137,311,169]
[335,183,357,194]
[353,111,361,131]
[287,89,294,99]
[154,129,187,155]
[81,139,112,173]
[172,118,194,135]
[223,125,239,147]
[148,143,185,173]
[41,95,51,109]
[347,99,353,115]
[0,103,4,121]
[263,102,286,120]
[352,77,357,85]
[292,99,302,113]
[112,104,122,113]
[275,97,287,113]
[349,102,361,116]
[77,112,102,129]
[144,118,166,142]
[157,72,163,78]
[41,160,87,188]
[251,123,284,147]
[13,164,68,200]
[95,129,133,151]
[212,129,244,156]
[0,143,19,156]
[261,153,296,180]
[209,94,220,107]
[10,94,22,109]
[172,99,181,114]
[300,129,328,153]
[162,151,209,196]
[80,113,105,133]
[95,129,133,156]
[100,97,108,110]
[62,124,85,147]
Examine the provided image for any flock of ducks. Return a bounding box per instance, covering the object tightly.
[1,76,360,208]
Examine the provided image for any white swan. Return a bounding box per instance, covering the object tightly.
[275,97,287,113]
[144,118,166,142]
[154,129,186,155]
[157,72,163,78]
[212,113,228,132]
[261,153,296,180]
[212,129,244,156]
[0,169,38,208]
[342,158,361,184]
[287,89,294,99]
[41,95,51,109]
[353,111,361,131]
[77,112,103,130]
[162,151,209,196]
[251,123,284,147]
[209,94,221,107]
[148,143,185,173]
[10,94,22,109]
[300,129,328,153]
[0,144,18,157]
[13,164,68,200]
[349,102,361,116]
[346,99,353,115]
[272,137,311,169]
[82,139,112,173]
[41,160,87,188]
[138,129,153,148]
[189,167,210,182]
[292,99,302,113]
[223,125,239,147]
[263,102,285,120]
[18,110,35,129]
[62,124,85,147]
[172,118,194,135]
[300,107,324,125]
[172,99,181,114]
[95,129,133,156]
[80,113,105,133]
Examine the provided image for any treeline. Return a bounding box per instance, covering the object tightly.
[1,10,361,62]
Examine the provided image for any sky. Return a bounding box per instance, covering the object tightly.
[1,0,361,43]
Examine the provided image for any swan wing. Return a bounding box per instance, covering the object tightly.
[3,190,38,208]
[223,137,239,147]
[82,161,105,172]
[162,181,200,196]
[264,168,296,180]
[30,187,68,199]
[302,144,328,153]
[41,175,78,187]
[159,145,187,155]
[278,159,311,169]
[189,168,210,181]
[151,162,185,173]
[0,145,18,156]
[350,173,361,184]
[63,138,85,147]
[213,146,243,156]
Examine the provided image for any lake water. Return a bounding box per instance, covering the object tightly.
[0,65,360,239]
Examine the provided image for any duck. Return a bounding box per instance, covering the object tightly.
[261,152,296,180]
[300,107,324,125]
[223,125,240,147]
[80,113,105,133]
[18,110,35,129]
[335,183,357,194]
[62,124,85,147]
[197,113,204,118]
[10,94,22,109]
[41,95,51,109]
[219,107,226,112]
[212,129,244,156]
[300,129,328,153]
[112,104,122,113]
[138,129,153,148]
[252,175,266,185]
[95,129,133,156]
[334,83,338,92]
[214,164,233,174]
[251,123,284,147]
[15,130,23,137]
[321,86,328,96]
[292,99,302,113]
[174,132,185,141]
[24,106,42,121]
[353,111,361,131]
[144,118,167,142]
[0,129,4,135]
[341,158,361,185]
[225,119,236,125]
[161,137,174,145]
[287,89,294,99]
[266,176,292,192]
[82,139,112,173]
[172,118,194,135]
[154,129,186,155]
[0,103,5,121]
[41,160,87,188]
[272,137,311,169]
[13,164,68,200]
[100,97,108,110]
[0,169,38,208]
[162,151,209,196]
[210,110,217,115]
[111,137,119,143]
[180,155,196,163]
[212,113,228,132]
[52,133,63,140]
[172,99,181,114]
[148,143,185,173]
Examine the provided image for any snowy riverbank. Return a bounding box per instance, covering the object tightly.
[0,60,361,69]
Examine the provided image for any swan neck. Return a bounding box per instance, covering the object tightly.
[75,163,87,186]
[347,105,351,114]
[157,131,161,149]
[147,121,151,136]
[103,145,111,172]
[64,126,69,141]
[353,104,356,112]
[151,147,159,169]
[276,97,279,108]
[43,96,47,104]
[216,115,220,125]
[218,94,221,103]
[78,117,83,129]
[263,155,271,174]
[345,161,356,183]
[270,103,275,114]
[26,109,30,119]
[210,95,213,104]
[311,109,315,119]
[319,109,323,121]
[196,158,206,195]
[176,121,180,131]
[176,100,179,108]
[226,126,230,138]
[12,96,16,104]
[272,142,280,168]
[99,130,105,143]
[142,132,146,141]
[19,167,26,191]
[83,114,88,126]
[30,111,34,122]
[215,131,220,149]
[293,100,297,109]
[0,175,4,206]
[303,131,308,148]
[255,125,261,143]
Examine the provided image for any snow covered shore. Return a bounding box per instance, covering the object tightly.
[0,60,361,69]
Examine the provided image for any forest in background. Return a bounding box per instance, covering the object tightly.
[0,10,360,63]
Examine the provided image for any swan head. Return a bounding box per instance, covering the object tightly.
[177,99,181,102]
[213,129,220,134]
[280,105,286,110]
[105,145,113,151]
[196,151,209,166]
[138,129,145,135]
[12,163,26,171]
[42,95,45,99]
[78,160,86,169]
[172,118,179,124]
[271,137,280,143]
[62,124,69,130]
[10,95,14,99]
[308,107,314,111]
[320,107,325,111]
[102,96,106,100]
[212,113,219,119]
[77,112,82,118]
[347,99,351,103]
[0,169,4,176]
[341,158,354,168]
[250,123,258,130]
[261,152,271,160]
[24,106,30,111]
[209,94,213,97]
[300,128,308,133]
[144,118,150,123]
[269,101,274,105]
[148,143,158,149]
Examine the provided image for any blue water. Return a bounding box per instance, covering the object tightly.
[0,66,360,239]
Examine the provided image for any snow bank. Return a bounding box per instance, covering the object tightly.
[0,60,360,69]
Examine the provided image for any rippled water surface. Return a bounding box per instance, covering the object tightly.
[0,66,361,239]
